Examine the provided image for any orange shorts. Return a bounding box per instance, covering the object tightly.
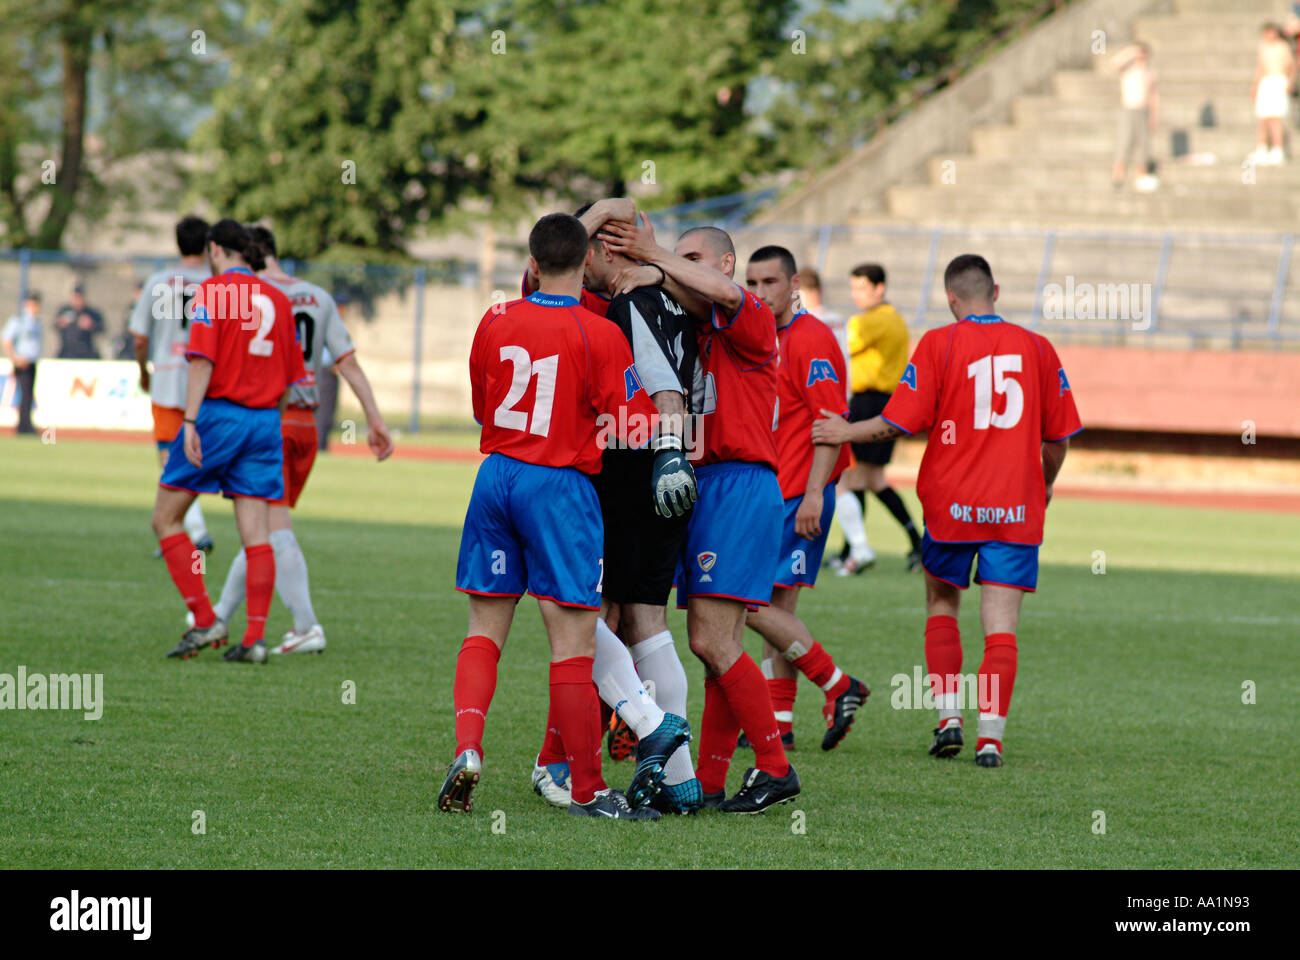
[152,404,185,448]
[274,406,319,508]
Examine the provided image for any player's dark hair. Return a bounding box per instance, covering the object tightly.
[677,226,734,258]
[850,263,886,286]
[749,245,797,278]
[943,254,996,300]
[529,213,589,275]
[248,225,277,259]
[175,216,210,257]
[800,266,822,292]
[206,218,253,260]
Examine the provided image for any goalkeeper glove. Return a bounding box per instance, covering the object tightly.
[650,433,697,518]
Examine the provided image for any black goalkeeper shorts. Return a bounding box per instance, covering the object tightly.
[849,389,897,466]
[591,448,690,606]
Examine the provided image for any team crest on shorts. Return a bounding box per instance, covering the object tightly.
[697,551,717,582]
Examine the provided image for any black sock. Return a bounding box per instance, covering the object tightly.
[874,486,921,551]
[840,490,868,561]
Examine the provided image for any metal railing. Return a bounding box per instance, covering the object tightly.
[2,220,1295,431]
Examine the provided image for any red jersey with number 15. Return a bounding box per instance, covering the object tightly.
[774,311,851,499]
[881,315,1082,545]
[471,291,657,475]
[694,285,780,470]
[186,268,306,409]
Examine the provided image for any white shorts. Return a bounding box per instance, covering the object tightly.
[1255,75,1289,119]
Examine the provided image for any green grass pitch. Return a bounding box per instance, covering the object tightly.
[1,434,1297,868]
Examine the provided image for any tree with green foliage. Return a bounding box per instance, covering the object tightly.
[767,0,1066,170]
[196,0,501,263]
[0,0,237,250]
[459,0,797,213]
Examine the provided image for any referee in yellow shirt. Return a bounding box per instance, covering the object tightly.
[840,263,922,572]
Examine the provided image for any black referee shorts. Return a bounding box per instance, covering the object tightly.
[848,389,896,466]
[591,448,689,606]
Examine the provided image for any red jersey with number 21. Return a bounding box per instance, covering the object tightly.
[471,292,657,475]
[881,315,1082,545]
[695,285,779,470]
[186,268,306,409]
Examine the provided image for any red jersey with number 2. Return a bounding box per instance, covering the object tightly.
[881,315,1082,545]
[471,291,657,475]
[186,268,306,409]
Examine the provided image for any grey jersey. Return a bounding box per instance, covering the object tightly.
[129,263,211,409]
[264,276,355,407]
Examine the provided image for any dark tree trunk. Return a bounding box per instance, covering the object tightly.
[34,14,92,250]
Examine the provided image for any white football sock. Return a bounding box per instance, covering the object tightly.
[182,499,208,542]
[213,548,246,624]
[594,619,663,739]
[630,630,695,785]
[836,490,872,560]
[270,528,317,633]
[977,712,1007,747]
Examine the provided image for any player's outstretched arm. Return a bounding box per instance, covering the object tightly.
[1042,438,1069,507]
[600,217,742,316]
[133,334,151,391]
[811,408,902,446]
[336,352,394,461]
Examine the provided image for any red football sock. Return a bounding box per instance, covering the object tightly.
[159,532,215,628]
[976,633,1017,752]
[696,676,741,795]
[453,635,500,760]
[242,542,275,646]
[719,654,789,778]
[792,641,850,699]
[769,677,798,737]
[550,657,605,805]
[925,615,963,723]
[537,702,567,767]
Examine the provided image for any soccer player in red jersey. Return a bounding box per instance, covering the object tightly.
[601,218,800,813]
[812,254,1082,767]
[741,246,871,753]
[209,226,394,656]
[151,219,307,663]
[439,213,691,820]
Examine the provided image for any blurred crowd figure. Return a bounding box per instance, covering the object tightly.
[3,290,43,435]
[1251,20,1297,165]
[54,284,104,359]
[1111,43,1159,190]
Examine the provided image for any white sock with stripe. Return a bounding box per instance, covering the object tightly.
[631,630,695,785]
[595,619,663,739]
